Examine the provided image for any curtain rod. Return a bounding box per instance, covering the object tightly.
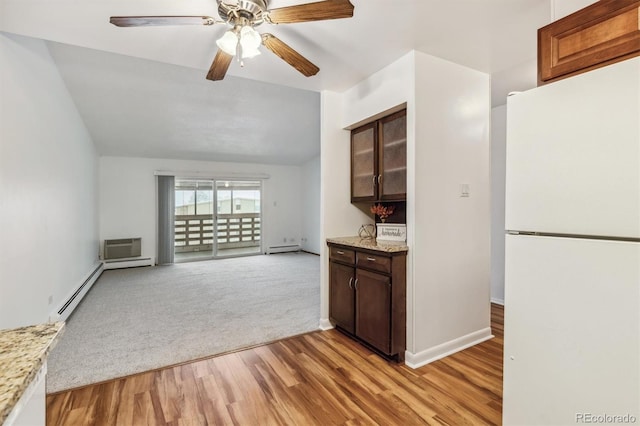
[154,170,270,179]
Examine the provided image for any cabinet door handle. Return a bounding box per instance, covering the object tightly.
[354,278,359,290]
[378,174,383,187]
[336,250,345,255]
[372,175,377,186]
[348,277,353,290]
[366,257,376,262]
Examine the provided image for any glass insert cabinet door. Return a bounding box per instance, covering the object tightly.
[174,179,261,261]
[350,109,406,203]
[379,110,407,200]
[351,122,377,201]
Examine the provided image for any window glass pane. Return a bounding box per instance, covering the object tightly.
[196,188,213,215]
[175,190,195,215]
[233,190,261,214]
[217,189,231,214]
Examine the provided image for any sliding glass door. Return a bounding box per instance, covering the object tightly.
[215,181,261,257]
[174,179,261,261]
[174,180,214,261]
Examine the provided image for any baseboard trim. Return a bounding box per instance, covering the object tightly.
[50,262,103,322]
[319,318,334,331]
[266,245,301,254]
[404,327,494,369]
[491,298,505,306]
[103,257,154,270]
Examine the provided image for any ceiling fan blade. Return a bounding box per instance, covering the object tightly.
[262,33,319,77]
[267,0,354,24]
[109,16,216,27]
[206,50,234,81]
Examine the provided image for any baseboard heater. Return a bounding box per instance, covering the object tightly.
[266,245,300,254]
[51,262,104,322]
[103,257,154,270]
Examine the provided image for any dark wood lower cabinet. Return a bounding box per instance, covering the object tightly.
[355,269,391,354]
[327,242,406,361]
[329,261,355,334]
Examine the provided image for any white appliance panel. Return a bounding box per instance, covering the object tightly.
[505,58,640,238]
[503,234,640,425]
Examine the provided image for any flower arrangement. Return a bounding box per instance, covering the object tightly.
[370,203,395,222]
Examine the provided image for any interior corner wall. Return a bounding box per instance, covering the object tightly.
[0,33,99,329]
[301,155,321,255]
[340,52,416,129]
[320,50,491,362]
[319,90,375,324]
[410,51,491,361]
[319,51,416,330]
[99,156,303,261]
[491,105,507,305]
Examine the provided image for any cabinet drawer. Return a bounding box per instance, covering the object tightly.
[356,252,391,274]
[330,246,355,264]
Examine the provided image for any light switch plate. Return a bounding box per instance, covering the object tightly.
[460,183,470,197]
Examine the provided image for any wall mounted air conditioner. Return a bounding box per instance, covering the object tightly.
[104,238,142,260]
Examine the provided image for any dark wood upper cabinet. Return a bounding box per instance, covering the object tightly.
[351,122,377,201]
[351,110,407,202]
[538,0,640,85]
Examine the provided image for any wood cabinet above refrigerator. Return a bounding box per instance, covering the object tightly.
[538,0,640,85]
[351,109,407,203]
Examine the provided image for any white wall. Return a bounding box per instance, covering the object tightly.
[551,0,599,20]
[410,52,491,363]
[99,156,303,260]
[320,51,491,360]
[0,33,99,329]
[322,50,416,334]
[340,53,415,129]
[490,105,507,304]
[301,155,321,254]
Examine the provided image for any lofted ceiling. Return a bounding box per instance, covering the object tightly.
[46,41,321,165]
[0,0,593,165]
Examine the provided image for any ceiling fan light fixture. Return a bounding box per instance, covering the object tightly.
[112,0,356,81]
[239,26,262,58]
[216,30,239,56]
[216,25,261,59]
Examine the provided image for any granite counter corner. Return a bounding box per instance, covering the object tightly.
[0,322,65,424]
[326,236,408,253]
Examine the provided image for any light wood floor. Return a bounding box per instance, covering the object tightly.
[47,304,504,425]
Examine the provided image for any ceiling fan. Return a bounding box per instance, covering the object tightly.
[110,0,355,81]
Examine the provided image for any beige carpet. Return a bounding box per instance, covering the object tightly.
[47,252,320,393]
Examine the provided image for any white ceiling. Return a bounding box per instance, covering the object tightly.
[46,42,321,165]
[1,0,593,165]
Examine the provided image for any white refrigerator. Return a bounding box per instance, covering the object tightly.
[503,58,640,425]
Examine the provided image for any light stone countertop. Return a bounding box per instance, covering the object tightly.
[326,236,408,253]
[0,322,64,424]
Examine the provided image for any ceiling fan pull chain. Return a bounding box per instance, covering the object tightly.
[236,36,244,66]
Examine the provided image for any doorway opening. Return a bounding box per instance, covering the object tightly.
[174,179,262,261]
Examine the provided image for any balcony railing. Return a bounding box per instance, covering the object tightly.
[175,213,261,253]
